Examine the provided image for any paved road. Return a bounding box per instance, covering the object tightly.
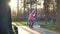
[17,26,60,34]
[33,26,60,34]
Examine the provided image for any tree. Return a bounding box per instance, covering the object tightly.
[0,0,14,34]
[56,0,60,30]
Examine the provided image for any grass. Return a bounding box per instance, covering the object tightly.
[12,21,45,26]
[12,21,55,26]
[12,21,27,26]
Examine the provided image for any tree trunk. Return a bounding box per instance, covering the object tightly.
[0,0,14,34]
[56,0,60,30]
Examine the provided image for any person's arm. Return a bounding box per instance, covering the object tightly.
[33,13,36,20]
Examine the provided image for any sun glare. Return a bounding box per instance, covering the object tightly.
[9,0,17,10]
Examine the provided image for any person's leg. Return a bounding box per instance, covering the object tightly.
[28,20,31,27]
[31,20,34,28]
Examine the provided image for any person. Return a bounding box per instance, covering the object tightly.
[28,9,38,28]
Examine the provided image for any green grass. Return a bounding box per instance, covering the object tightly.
[12,21,55,26]
[12,21,27,26]
[12,21,44,26]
